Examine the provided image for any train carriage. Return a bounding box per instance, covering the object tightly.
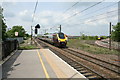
[39,32,68,47]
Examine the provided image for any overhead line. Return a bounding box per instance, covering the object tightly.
[83,14,117,24]
[80,2,117,19]
[64,2,117,23]
[63,2,79,13]
[82,9,118,20]
[65,14,117,26]
[63,9,118,25]
[63,8,119,26]
[50,0,105,31]
[60,0,105,23]
[54,1,79,25]
[75,11,118,25]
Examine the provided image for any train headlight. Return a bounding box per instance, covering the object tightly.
[58,40,61,42]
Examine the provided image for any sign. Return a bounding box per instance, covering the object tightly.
[15,32,18,36]
[35,24,40,28]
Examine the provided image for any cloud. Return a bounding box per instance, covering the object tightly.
[3,2,118,36]
[84,19,97,26]
[32,11,63,26]
[2,2,16,18]
[19,10,32,22]
[19,10,28,16]
[4,11,15,18]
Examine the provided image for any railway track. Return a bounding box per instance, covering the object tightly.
[35,38,120,79]
[50,48,106,79]
[62,48,120,74]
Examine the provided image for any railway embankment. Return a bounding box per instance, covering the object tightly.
[67,39,120,63]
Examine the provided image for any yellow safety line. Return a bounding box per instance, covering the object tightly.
[41,49,67,78]
[37,50,50,79]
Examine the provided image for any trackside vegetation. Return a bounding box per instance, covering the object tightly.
[79,35,108,40]
[1,7,30,41]
[111,22,120,42]
[67,39,120,54]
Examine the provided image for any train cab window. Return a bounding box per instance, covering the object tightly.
[58,33,65,39]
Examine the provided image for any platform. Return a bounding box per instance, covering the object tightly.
[2,49,87,79]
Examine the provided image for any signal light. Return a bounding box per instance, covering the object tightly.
[35,28,37,34]
[35,24,40,28]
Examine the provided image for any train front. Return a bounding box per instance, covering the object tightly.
[57,33,68,47]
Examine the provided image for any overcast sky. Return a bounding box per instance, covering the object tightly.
[1,0,119,36]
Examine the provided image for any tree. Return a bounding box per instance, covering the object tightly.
[80,34,86,40]
[7,26,26,38]
[44,33,49,35]
[111,22,120,42]
[2,19,7,40]
[0,6,7,41]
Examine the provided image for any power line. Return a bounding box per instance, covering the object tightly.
[62,8,119,26]
[63,2,79,13]
[64,14,117,27]
[63,9,118,25]
[54,1,79,23]
[73,13,117,26]
[85,14,117,23]
[59,0,105,23]
[80,2,117,19]
[49,0,103,30]
[63,2,117,23]
[84,9,118,20]
[43,0,117,32]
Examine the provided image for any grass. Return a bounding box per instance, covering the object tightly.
[19,45,38,50]
[19,38,39,50]
[67,39,120,54]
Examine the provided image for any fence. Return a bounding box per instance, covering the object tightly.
[2,40,19,60]
[6,37,24,44]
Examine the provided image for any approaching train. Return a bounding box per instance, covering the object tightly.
[38,32,68,47]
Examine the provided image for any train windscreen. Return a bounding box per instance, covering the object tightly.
[58,33,65,39]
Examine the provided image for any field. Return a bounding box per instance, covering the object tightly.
[67,39,120,55]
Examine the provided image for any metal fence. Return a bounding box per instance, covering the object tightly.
[2,40,19,60]
[6,37,24,44]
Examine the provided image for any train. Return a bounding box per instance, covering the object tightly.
[38,32,68,47]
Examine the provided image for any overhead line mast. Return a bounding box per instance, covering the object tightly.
[31,0,38,44]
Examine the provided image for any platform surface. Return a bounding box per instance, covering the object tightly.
[2,49,87,79]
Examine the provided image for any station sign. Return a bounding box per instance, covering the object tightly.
[15,32,18,36]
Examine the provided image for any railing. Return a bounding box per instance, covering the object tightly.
[2,40,19,60]
[6,37,23,44]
